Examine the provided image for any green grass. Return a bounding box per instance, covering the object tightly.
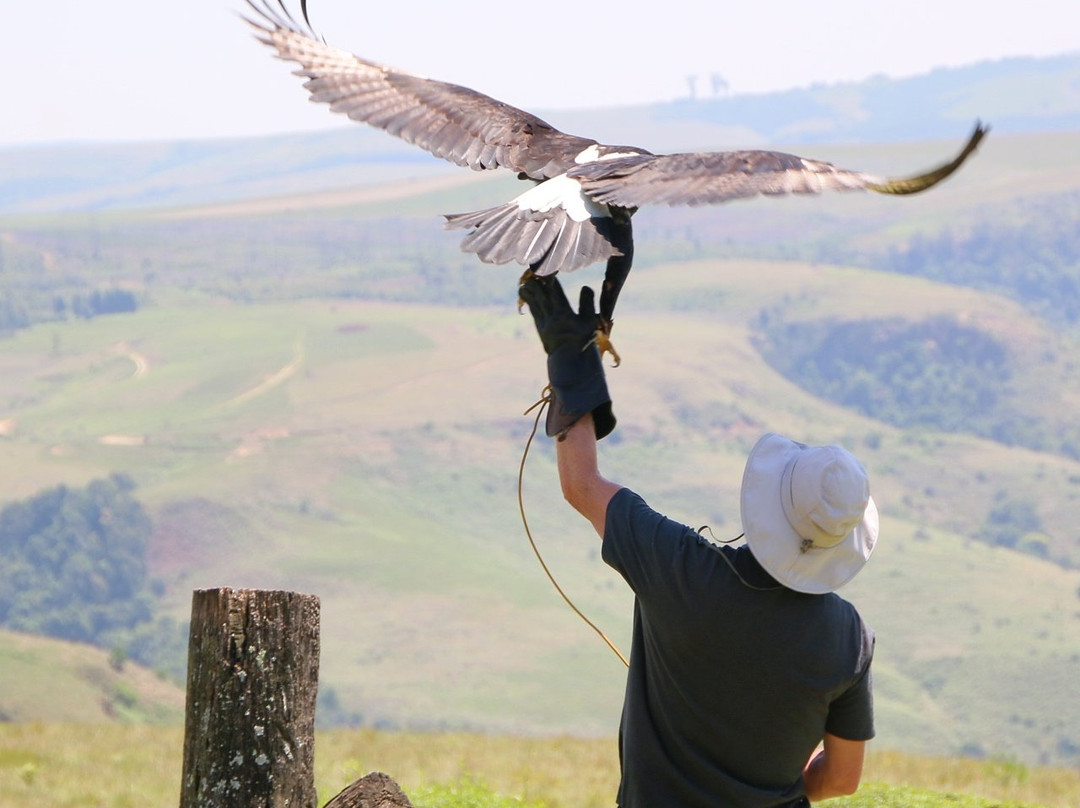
[833,783,1034,807]
[1,725,1078,808]
[409,777,545,808]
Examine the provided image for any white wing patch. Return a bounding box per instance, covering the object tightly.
[575,145,603,165]
[574,144,642,164]
[513,174,610,222]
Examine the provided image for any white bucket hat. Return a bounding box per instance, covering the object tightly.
[740,433,878,594]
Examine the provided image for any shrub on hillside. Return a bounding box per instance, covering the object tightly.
[878,190,1080,325]
[756,313,1080,462]
[758,314,1010,431]
[0,474,159,651]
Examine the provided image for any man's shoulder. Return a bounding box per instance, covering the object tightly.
[819,590,871,628]
[608,485,645,513]
[822,591,876,665]
[605,487,701,544]
[827,590,871,625]
[605,487,659,534]
[602,488,704,580]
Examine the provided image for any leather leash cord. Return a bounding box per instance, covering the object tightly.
[519,389,629,668]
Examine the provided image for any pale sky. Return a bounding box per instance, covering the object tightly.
[1,0,1078,149]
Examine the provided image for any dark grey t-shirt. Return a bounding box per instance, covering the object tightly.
[602,488,875,808]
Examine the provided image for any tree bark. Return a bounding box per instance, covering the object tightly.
[179,587,320,808]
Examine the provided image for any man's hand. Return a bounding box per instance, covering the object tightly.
[520,275,602,356]
[519,276,616,440]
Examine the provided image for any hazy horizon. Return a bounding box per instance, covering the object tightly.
[1,0,1077,149]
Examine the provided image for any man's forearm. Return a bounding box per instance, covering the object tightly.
[802,735,865,801]
[555,414,620,537]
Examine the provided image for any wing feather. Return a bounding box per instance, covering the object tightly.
[570,123,988,208]
[244,0,596,180]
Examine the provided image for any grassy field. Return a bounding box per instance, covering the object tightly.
[1,276,1079,762]
[2,130,1080,767]
[1,724,1078,808]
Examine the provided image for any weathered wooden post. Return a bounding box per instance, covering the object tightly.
[179,587,320,808]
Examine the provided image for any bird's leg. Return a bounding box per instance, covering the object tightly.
[594,217,633,369]
[517,267,537,314]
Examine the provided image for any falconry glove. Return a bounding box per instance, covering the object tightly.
[520,276,616,440]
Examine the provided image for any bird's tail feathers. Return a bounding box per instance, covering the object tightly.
[444,205,622,275]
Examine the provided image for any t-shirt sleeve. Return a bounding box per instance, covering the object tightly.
[825,628,876,741]
[602,488,697,599]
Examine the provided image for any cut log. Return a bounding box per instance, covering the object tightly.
[179,587,320,808]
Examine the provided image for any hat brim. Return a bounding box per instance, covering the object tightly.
[741,433,878,594]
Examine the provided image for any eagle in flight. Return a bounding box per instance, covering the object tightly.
[245,0,987,363]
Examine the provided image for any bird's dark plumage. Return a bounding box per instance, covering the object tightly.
[244,0,987,359]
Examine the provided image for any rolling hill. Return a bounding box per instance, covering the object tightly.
[1,258,1079,764]
[1,58,1079,768]
[0,628,184,724]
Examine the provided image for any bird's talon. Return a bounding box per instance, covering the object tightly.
[593,330,622,368]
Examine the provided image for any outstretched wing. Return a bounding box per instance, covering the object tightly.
[243,0,597,181]
[570,122,988,208]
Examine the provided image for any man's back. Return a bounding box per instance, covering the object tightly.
[603,488,875,808]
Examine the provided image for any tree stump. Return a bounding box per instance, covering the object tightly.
[179,588,320,808]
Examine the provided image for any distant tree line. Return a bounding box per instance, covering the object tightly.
[0,288,139,333]
[0,474,186,677]
[58,288,139,319]
[874,191,1080,324]
[756,312,1080,461]
[0,290,30,332]
[758,314,1010,429]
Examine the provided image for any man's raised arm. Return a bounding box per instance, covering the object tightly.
[519,277,621,537]
[556,414,621,537]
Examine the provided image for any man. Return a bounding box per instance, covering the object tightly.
[519,276,878,808]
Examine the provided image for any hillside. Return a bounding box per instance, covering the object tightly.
[0,261,1078,764]
[0,628,184,723]
[653,53,1080,145]
[1,93,1079,767]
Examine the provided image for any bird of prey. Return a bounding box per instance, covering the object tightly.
[244,0,987,364]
